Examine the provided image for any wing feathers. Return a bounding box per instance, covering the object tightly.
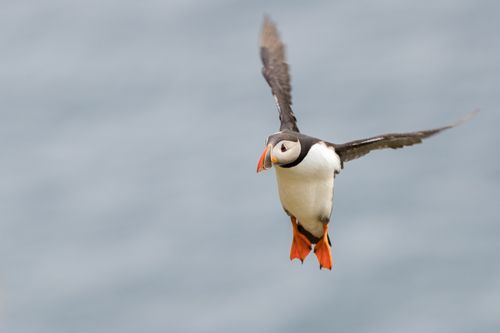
[332,111,478,164]
[260,16,299,132]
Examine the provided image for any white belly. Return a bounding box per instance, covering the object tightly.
[274,142,341,238]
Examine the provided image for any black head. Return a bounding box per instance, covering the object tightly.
[257,131,319,172]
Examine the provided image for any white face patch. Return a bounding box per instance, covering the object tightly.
[272,139,301,165]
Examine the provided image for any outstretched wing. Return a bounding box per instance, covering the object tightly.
[332,111,478,165]
[260,16,299,132]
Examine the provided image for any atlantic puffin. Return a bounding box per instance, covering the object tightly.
[256,16,476,270]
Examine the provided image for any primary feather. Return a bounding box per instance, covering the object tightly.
[260,16,299,132]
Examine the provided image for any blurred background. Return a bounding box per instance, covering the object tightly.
[1,1,499,332]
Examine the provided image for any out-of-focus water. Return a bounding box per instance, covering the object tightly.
[1,1,499,332]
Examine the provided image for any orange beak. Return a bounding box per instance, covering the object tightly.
[256,144,273,173]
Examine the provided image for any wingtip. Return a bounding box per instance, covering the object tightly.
[261,14,271,31]
[262,13,273,25]
[452,109,480,127]
[261,14,278,39]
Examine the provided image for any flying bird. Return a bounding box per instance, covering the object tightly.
[256,16,476,270]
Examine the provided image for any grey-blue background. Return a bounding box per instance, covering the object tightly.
[1,1,499,332]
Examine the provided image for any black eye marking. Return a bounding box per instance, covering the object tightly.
[281,143,287,152]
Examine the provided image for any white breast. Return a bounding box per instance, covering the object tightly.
[274,142,341,238]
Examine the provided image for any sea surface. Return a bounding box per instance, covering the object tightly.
[1,1,499,332]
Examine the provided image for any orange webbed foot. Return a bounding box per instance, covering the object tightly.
[289,217,312,262]
[314,224,333,270]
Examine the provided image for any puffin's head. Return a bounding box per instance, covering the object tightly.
[256,132,302,172]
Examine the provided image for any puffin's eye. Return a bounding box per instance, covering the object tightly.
[281,143,287,152]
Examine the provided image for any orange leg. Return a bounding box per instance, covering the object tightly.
[314,224,333,270]
[289,217,312,262]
